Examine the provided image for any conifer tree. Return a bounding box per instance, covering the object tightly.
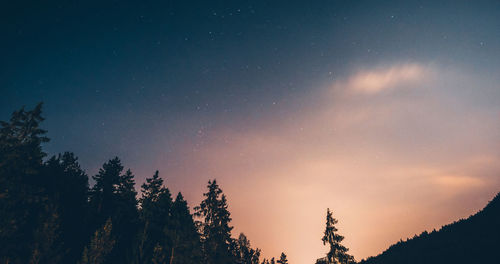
[0,103,52,263]
[114,168,140,263]
[43,152,89,263]
[89,158,139,264]
[195,179,235,264]
[89,158,123,222]
[138,170,173,264]
[277,253,288,264]
[168,192,203,264]
[321,209,354,264]
[236,233,261,264]
[140,171,165,208]
[80,218,115,264]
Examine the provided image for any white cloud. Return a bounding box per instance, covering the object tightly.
[339,63,427,94]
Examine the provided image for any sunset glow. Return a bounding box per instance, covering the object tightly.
[2,1,500,263]
[156,63,500,263]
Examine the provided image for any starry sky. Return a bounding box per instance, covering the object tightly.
[2,1,500,263]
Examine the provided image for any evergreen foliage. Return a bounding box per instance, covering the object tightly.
[80,218,115,264]
[0,103,269,264]
[12,103,500,264]
[195,179,236,264]
[277,253,288,264]
[43,153,89,263]
[320,209,354,264]
[359,193,500,264]
[0,103,55,264]
[30,202,62,264]
[236,233,261,264]
[89,158,139,263]
[137,170,174,263]
[168,192,203,264]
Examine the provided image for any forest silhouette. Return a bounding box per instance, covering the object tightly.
[0,103,498,264]
[358,192,500,264]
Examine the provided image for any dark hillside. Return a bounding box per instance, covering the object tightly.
[360,193,500,264]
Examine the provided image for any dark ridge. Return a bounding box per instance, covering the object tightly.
[359,192,500,264]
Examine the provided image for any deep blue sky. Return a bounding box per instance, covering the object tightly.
[2,1,500,262]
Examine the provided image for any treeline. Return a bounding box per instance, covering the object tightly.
[359,192,500,264]
[0,103,290,264]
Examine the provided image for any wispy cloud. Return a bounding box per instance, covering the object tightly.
[339,63,427,94]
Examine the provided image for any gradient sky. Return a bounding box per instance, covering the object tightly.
[2,1,500,263]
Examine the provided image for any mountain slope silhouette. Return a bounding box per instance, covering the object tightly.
[360,192,500,264]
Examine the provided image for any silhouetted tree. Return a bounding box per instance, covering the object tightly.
[138,170,173,263]
[89,158,139,264]
[236,233,261,264]
[42,152,89,263]
[0,103,53,263]
[277,252,288,264]
[168,192,203,264]
[195,179,235,264]
[0,103,301,264]
[321,209,354,264]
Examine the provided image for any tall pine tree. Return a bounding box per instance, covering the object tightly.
[195,179,235,264]
[321,209,354,264]
[0,103,59,264]
[43,152,89,263]
[168,192,203,264]
[89,158,139,264]
[138,170,173,264]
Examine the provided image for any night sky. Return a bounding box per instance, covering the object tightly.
[2,1,500,263]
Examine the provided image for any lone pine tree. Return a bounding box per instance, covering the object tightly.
[321,209,354,264]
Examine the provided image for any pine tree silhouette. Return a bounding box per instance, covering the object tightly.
[0,103,53,263]
[43,153,89,263]
[236,233,261,264]
[138,170,173,263]
[168,192,203,264]
[277,252,288,264]
[195,179,235,264]
[89,158,139,263]
[0,104,309,264]
[321,209,354,264]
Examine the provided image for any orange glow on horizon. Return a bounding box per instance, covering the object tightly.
[152,63,500,263]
